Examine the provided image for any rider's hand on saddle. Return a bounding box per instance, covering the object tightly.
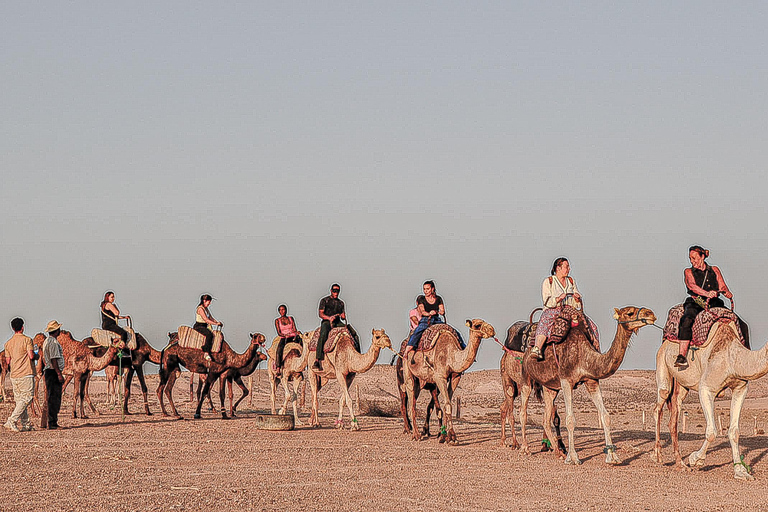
[708,291,718,299]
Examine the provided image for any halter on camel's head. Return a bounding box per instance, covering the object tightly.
[612,306,658,332]
[249,332,266,346]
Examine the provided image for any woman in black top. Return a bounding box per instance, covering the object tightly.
[404,280,464,360]
[100,291,129,343]
[675,246,733,366]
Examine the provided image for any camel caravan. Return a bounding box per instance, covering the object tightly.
[2,247,766,480]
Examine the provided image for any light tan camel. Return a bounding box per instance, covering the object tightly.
[307,328,392,430]
[653,319,767,480]
[33,331,124,419]
[403,319,496,444]
[520,306,656,464]
[268,335,309,425]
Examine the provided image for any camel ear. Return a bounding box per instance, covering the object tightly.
[372,329,375,335]
[613,309,620,320]
[465,319,471,327]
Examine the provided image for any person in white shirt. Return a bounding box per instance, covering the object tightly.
[530,257,582,360]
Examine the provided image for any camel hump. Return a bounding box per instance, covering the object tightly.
[662,304,747,348]
[418,324,458,352]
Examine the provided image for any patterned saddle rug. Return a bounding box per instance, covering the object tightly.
[267,337,302,366]
[532,306,600,350]
[417,324,459,351]
[662,305,748,348]
[308,327,349,353]
[91,327,138,351]
[177,326,223,352]
[504,321,537,352]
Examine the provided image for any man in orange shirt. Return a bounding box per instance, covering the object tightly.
[4,318,37,432]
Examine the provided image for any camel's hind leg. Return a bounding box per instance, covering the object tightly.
[688,386,717,468]
[290,376,304,426]
[560,380,580,465]
[164,369,181,418]
[584,379,618,464]
[309,374,321,428]
[338,373,358,430]
[518,381,533,455]
[270,374,279,414]
[727,382,753,480]
[500,384,518,448]
[541,387,565,458]
[652,352,673,464]
[669,384,689,470]
[435,378,457,445]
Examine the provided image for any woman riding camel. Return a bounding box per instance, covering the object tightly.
[674,245,734,367]
[530,257,582,360]
[194,294,222,361]
[273,304,300,377]
[403,280,465,361]
[100,291,130,343]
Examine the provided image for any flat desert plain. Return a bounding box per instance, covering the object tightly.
[3,366,768,511]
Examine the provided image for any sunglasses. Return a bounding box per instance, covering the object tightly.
[331,289,340,293]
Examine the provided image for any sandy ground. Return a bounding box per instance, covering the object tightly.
[2,366,768,511]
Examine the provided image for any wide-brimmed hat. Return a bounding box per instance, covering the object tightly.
[45,320,62,332]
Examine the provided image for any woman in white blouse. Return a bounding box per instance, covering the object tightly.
[530,257,582,360]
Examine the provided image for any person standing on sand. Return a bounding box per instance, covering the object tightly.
[41,320,65,430]
[4,317,37,432]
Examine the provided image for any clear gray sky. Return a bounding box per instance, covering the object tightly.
[2,2,767,370]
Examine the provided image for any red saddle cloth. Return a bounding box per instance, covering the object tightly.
[308,327,348,353]
[662,304,747,347]
[417,324,459,351]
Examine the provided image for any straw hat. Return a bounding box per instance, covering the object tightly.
[45,320,62,332]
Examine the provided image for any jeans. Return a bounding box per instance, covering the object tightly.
[44,369,63,428]
[317,319,344,361]
[8,375,34,428]
[407,316,466,349]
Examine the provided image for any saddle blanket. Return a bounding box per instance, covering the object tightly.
[90,328,138,351]
[504,321,537,352]
[662,305,747,347]
[267,337,303,365]
[308,327,348,353]
[177,326,223,352]
[417,324,459,351]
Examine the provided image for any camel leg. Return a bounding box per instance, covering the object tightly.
[404,375,420,441]
[279,376,291,415]
[584,379,619,464]
[500,378,518,448]
[309,374,320,428]
[126,364,151,416]
[398,374,411,434]
[652,356,673,464]
[435,378,457,445]
[561,380,580,465]
[232,376,248,416]
[669,384,690,470]
[83,372,100,416]
[541,388,565,458]
[291,377,304,426]
[165,369,181,418]
[156,370,168,416]
[343,374,358,430]
[688,386,717,468]
[77,373,89,419]
[189,372,194,403]
[270,374,278,414]
[424,388,438,438]
[727,382,753,480]
[519,381,533,455]
[248,375,254,407]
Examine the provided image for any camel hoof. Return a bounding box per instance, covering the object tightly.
[564,456,582,465]
[521,445,531,456]
[295,420,304,427]
[123,410,132,416]
[540,442,552,453]
[145,411,153,416]
[351,423,361,431]
[221,413,230,420]
[510,441,520,450]
[688,454,705,467]
[334,420,344,429]
[734,467,755,481]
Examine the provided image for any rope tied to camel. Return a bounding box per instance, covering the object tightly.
[542,438,552,448]
[734,455,752,473]
[440,425,447,436]
[603,444,617,454]
[689,346,699,362]
[351,418,358,424]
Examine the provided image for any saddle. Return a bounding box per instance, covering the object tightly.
[417,324,459,351]
[536,306,600,350]
[177,326,223,352]
[504,321,537,352]
[662,304,748,348]
[308,327,348,353]
[267,337,302,365]
[90,328,138,351]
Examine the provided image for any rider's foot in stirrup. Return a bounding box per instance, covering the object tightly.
[312,361,322,371]
[530,346,543,361]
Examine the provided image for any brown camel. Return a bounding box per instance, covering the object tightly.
[156,331,265,419]
[520,306,656,464]
[33,331,124,419]
[499,320,564,452]
[653,314,767,480]
[215,338,268,417]
[0,349,8,403]
[307,328,392,430]
[395,339,450,437]
[403,319,496,444]
[268,335,309,425]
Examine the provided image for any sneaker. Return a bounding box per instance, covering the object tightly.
[21,424,35,432]
[311,361,322,371]
[674,355,687,367]
[4,420,20,432]
[204,353,212,361]
[531,346,543,361]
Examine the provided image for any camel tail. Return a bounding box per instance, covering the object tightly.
[533,382,543,402]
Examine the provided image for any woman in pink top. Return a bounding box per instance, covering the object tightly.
[274,304,300,377]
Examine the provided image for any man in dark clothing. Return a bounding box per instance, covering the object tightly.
[312,284,359,371]
[41,320,65,429]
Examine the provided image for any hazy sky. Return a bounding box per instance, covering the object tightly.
[2,3,767,371]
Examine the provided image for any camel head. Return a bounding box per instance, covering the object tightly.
[249,332,266,347]
[613,306,657,333]
[371,329,393,350]
[465,319,496,340]
[168,332,178,343]
[33,333,46,346]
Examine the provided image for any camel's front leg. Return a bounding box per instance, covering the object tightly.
[519,382,533,455]
[340,374,358,430]
[689,386,717,468]
[542,387,565,458]
[404,376,420,441]
[309,376,320,428]
[728,382,754,481]
[165,369,181,418]
[669,385,689,470]
[500,393,513,448]
[561,380,580,465]
[83,373,100,416]
[291,378,304,426]
[435,378,456,445]
[270,374,279,414]
[584,380,619,464]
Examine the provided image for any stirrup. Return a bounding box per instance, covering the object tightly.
[530,346,543,360]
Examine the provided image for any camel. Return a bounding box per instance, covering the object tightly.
[156,332,265,419]
[307,328,392,430]
[652,317,766,480]
[268,335,309,425]
[215,340,268,417]
[105,365,125,407]
[0,349,8,403]
[403,319,496,444]
[394,339,450,437]
[499,321,564,452]
[33,331,124,419]
[520,306,656,465]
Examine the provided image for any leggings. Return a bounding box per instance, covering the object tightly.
[678,296,725,341]
[194,322,214,353]
[275,335,300,366]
